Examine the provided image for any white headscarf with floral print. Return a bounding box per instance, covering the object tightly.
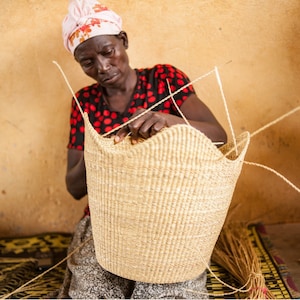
[62,0,122,54]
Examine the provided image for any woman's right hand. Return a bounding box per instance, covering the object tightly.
[114,108,168,144]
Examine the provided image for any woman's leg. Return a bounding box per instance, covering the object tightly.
[58,216,134,299]
[131,271,208,299]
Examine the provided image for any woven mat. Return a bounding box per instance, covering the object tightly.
[254,223,300,299]
[0,225,297,299]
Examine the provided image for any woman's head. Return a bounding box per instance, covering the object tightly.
[74,32,131,87]
[62,0,122,54]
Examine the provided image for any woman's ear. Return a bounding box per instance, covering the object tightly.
[118,31,129,49]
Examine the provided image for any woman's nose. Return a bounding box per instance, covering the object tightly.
[96,56,110,73]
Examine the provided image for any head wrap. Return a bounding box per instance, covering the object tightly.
[62,0,122,54]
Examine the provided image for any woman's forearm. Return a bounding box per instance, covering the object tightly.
[66,151,87,200]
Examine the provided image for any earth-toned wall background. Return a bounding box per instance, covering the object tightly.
[0,0,299,236]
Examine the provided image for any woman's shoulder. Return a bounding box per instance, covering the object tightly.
[137,64,188,80]
[75,82,99,97]
[137,64,179,72]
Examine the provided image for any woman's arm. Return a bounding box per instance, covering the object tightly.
[66,148,87,200]
[114,94,227,145]
[174,93,227,144]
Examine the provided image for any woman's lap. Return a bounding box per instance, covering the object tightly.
[58,216,208,299]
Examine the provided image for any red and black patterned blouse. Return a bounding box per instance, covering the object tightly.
[68,64,195,149]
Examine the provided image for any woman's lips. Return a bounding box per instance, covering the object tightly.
[101,73,118,84]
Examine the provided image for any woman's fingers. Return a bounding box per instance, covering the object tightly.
[115,109,167,143]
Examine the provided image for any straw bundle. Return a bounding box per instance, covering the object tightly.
[83,111,250,284]
[212,225,275,299]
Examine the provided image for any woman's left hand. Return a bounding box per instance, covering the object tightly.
[114,108,167,144]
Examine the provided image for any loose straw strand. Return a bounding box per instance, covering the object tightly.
[166,79,191,126]
[52,61,84,118]
[244,161,300,193]
[245,105,300,194]
[211,225,275,299]
[52,60,232,145]
[164,78,223,147]
[2,236,92,299]
[101,61,232,137]
[52,60,218,137]
[185,257,253,297]
[214,66,238,155]
[102,68,217,137]
[204,258,253,294]
[251,106,300,138]
[52,59,299,191]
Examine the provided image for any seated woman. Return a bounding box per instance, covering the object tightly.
[58,0,227,298]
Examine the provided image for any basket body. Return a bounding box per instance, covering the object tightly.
[84,113,250,283]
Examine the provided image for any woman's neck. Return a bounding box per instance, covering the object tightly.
[102,68,137,113]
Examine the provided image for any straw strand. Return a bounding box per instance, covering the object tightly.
[2,236,92,299]
[101,68,216,137]
[166,79,191,126]
[244,161,300,193]
[251,106,300,138]
[214,66,238,155]
[52,61,84,118]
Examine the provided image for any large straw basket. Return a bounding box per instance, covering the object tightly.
[84,112,250,284]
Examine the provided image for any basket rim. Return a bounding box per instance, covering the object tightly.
[84,112,250,163]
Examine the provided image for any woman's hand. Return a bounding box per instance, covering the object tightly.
[114,94,228,146]
[114,108,167,144]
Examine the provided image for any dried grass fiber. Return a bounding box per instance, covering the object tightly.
[212,225,275,299]
[84,112,250,284]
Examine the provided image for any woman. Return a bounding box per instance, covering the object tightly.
[59,0,227,298]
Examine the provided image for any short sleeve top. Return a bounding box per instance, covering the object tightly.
[68,64,195,149]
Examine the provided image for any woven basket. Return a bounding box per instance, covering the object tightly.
[83,113,250,283]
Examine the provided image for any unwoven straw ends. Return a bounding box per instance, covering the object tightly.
[212,225,275,299]
[84,112,250,283]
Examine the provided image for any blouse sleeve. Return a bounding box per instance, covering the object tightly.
[67,93,85,150]
[154,64,195,114]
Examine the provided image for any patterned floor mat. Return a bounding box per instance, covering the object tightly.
[0,225,296,299]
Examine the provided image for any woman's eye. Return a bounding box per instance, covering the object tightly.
[103,48,114,57]
[81,60,93,68]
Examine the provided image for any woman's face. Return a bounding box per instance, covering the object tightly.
[74,33,130,88]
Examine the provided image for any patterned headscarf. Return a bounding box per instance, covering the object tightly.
[62,0,122,54]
